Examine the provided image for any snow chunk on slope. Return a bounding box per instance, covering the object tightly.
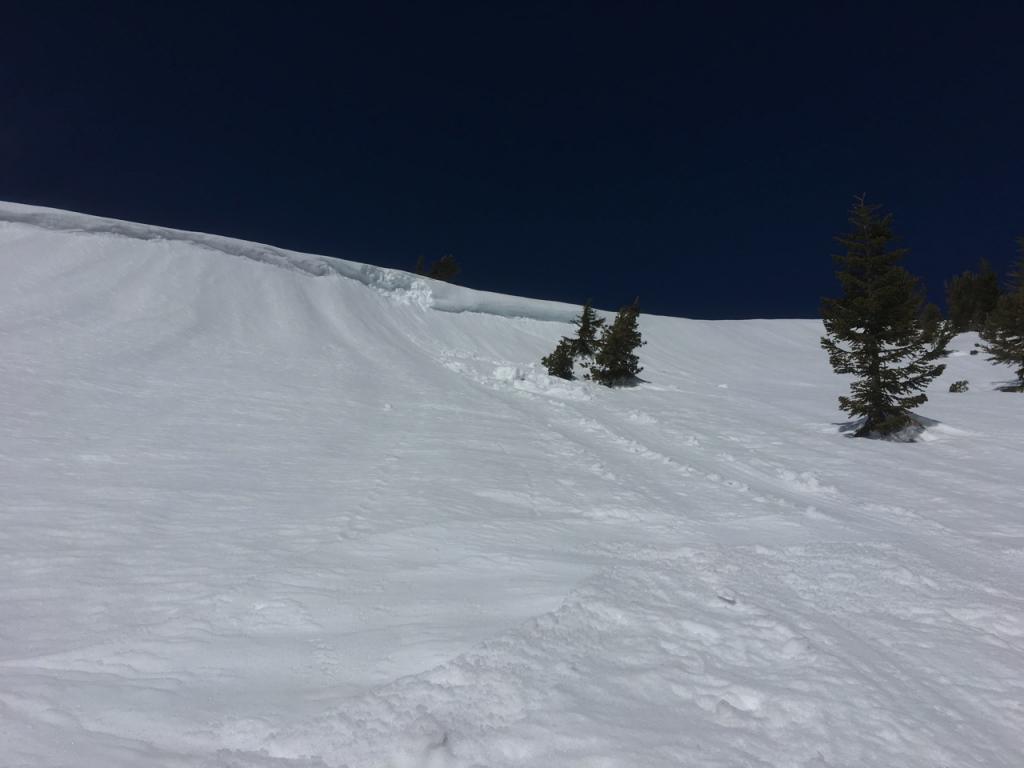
[0,201,581,321]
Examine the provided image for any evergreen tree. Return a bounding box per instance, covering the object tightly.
[571,300,605,359]
[945,259,1001,332]
[976,258,1002,326]
[541,337,576,380]
[978,241,1024,388]
[590,299,646,386]
[918,302,947,346]
[821,197,949,437]
[1011,238,1024,286]
[426,254,460,283]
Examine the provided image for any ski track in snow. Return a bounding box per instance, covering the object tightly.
[1,203,1023,767]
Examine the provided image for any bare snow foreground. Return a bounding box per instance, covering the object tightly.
[1,203,1022,767]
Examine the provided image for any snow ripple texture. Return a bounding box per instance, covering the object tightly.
[1,203,1022,767]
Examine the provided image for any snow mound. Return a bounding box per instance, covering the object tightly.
[1,202,1023,767]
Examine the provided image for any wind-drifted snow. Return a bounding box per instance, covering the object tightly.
[1,203,1022,767]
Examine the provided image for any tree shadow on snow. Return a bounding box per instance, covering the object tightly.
[833,415,942,443]
[606,375,648,388]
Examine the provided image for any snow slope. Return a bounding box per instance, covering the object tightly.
[1,203,1022,767]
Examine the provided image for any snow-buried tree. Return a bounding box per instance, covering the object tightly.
[821,196,950,438]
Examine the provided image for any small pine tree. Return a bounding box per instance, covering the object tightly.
[541,337,576,380]
[571,300,605,359]
[590,299,646,386]
[427,254,460,283]
[978,242,1024,388]
[821,196,949,437]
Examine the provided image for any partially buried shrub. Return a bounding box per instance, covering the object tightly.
[948,380,969,393]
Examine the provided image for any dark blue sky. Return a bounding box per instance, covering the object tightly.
[2,2,1022,318]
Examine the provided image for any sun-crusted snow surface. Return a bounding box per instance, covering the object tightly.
[1,203,1022,768]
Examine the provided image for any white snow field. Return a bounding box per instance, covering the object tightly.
[1,202,1023,768]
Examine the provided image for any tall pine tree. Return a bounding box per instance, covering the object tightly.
[918,302,945,345]
[590,299,646,386]
[945,258,1000,332]
[978,240,1024,389]
[821,197,949,437]
[1011,237,1024,286]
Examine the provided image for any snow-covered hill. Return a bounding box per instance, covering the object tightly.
[1,203,1022,767]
